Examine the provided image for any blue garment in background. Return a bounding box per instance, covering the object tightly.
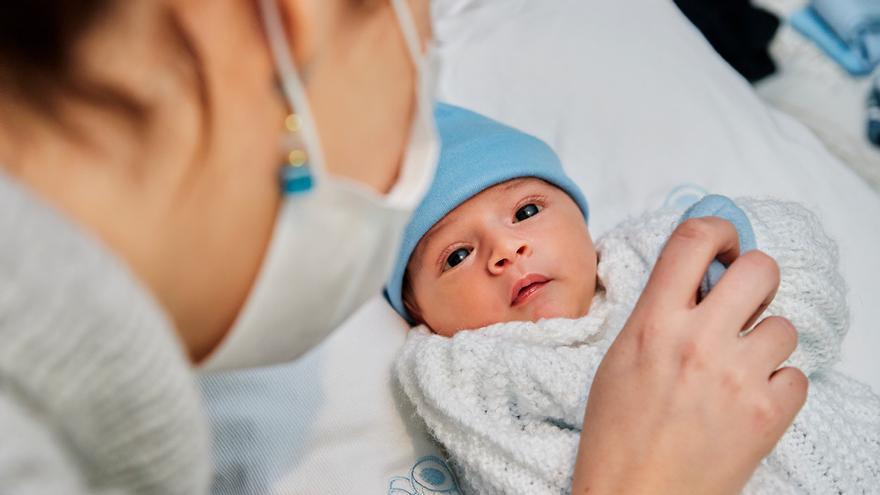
[791,0,880,76]
[814,0,880,63]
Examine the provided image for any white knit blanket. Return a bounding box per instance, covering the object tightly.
[395,198,880,494]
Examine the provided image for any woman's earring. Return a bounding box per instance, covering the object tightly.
[279,113,313,194]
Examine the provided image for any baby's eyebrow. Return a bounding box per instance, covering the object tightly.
[413,218,452,269]
[500,177,532,193]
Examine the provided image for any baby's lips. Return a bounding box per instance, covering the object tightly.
[510,273,551,306]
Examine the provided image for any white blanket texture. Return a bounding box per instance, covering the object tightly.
[395,198,880,494]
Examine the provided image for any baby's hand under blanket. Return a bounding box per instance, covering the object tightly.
[571,216,807,495]
[678,194,756,299]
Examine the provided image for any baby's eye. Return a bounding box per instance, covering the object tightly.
[443,247,472,271]
[515,203,541,222]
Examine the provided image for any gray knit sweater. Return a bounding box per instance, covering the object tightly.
[0,173,210,494]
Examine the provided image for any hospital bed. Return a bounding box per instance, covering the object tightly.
[200,1,880,493]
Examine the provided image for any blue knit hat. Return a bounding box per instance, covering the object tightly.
[385,103,589,322]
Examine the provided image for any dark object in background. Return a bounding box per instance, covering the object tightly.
[868,77,880,147]
[675,0,781,83]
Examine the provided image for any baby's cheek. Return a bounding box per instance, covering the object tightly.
[423,282,490,331]
[572,260,597,316]
[545,250,594,319]
[455,287,502,321]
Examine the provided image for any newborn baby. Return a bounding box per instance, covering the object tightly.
[398,175,594,336]
[387,104,880,495]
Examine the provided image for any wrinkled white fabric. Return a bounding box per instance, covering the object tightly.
[396,198,880,494]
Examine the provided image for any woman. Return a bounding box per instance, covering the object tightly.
[0,1,805,494]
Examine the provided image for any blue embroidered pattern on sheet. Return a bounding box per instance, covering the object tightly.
[663,183,708,210]
[388,456,462,494]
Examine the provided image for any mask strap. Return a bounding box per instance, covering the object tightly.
[258,0,328,192]
[386,0,439,208]
[390,0,426,65]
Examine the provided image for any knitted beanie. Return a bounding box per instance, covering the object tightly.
[385,103,589,322]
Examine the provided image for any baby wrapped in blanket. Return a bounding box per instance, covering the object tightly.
[386,104,880,494]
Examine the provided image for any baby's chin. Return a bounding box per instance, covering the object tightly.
[431,301,591,337]
[515,288,591,320]
[511,280,594,323]
[520,302,589,322]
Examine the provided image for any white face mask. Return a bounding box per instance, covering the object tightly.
[201,0,438,371]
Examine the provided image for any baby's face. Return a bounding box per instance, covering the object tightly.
[407,178,597,336]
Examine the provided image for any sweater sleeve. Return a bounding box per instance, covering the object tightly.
[0,391,123,495]
[735,198,848,376]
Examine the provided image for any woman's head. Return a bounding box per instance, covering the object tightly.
[0,0,431,362]
[385,104,594,336]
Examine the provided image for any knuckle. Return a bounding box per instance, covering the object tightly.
[674,218,714,245]
[750,398,780,427]
[788,368,809,398]
[678,339,702,371]
[759,316,798,351]
[741,250,780,284]
[773,367,810,414]
[721,368,746,394]
[638,317,666,347]
[775,317,798,348]
[634,313,683,360]
[678,341,712,377]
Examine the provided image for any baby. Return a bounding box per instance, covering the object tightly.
[388,104,880,495]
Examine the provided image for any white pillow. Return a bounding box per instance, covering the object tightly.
[200,1,880,493]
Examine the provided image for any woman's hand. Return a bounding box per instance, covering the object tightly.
[571,217,808,495]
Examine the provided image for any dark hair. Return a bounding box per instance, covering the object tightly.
[0,1,115,106]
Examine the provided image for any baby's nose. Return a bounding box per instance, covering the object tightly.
[489,242,530,273]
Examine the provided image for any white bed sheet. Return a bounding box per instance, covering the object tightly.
[200,1,880,494]
[432,0,880,391]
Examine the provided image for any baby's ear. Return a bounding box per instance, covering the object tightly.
[401,270,425,326]
[402,299,424,326]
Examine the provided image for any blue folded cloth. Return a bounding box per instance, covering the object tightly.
[790,1,880,76]
[815,0,880,62]
[678,194,757,298]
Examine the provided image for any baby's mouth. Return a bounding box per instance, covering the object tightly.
[510,274,551,307]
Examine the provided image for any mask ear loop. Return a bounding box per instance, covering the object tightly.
[386,0,440,208]
[390,0,426,65]
[258,0,327,194]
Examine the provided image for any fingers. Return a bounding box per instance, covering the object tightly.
[767,366,809,430]
[643,217,741,310]
[742,316,798,374]
[699,250,780,331]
